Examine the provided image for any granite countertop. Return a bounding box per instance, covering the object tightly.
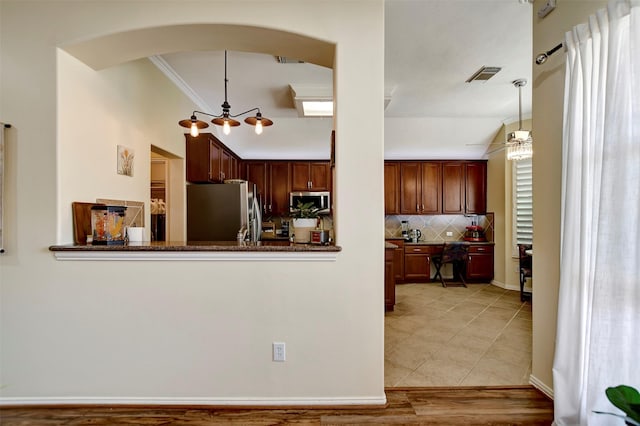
[49,241,342,252]
[385,242,399,249]
[385,238,494,246]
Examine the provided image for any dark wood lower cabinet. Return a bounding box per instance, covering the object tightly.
[385,247,396,311]
[403,245,441,282]
[466,244,494,281]
[390,242,494,283]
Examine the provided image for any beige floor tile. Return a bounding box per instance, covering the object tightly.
[414,358,471,386]
[450,301,489,316]
[385,360,414,387]
[482,344,531,368]
[472,356,529,384]
[385,283,532,387]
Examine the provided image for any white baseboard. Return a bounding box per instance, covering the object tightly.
[491,280,523,292]
[0,395,387,407]
[529,374,554,399]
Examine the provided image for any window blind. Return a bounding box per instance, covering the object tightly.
[513,158,533,245]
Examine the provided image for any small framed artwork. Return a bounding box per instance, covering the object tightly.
[117,145,134,177]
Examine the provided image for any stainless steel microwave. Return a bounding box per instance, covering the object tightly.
[290,191,331,215]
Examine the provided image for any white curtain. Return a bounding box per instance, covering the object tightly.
[554,0,640,424]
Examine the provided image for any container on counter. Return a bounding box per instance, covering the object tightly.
[90,205,127,245]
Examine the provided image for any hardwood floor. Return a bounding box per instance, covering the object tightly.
[0,386,553,425]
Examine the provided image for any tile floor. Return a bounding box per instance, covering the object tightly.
[385,282,532,387]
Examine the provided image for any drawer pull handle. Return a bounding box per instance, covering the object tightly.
[477,248,485,251]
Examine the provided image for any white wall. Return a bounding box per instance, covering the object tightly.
[57,53,192,243]
[0,1,385,405]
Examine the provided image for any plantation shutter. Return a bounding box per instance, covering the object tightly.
[514,158,533,244]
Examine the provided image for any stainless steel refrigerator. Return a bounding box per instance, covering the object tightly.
[187,181,262,242]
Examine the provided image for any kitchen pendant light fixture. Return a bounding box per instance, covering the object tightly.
[178,50,273,137]
[506,79,533,161]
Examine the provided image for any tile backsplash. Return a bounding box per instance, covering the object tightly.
[385,213,494,242]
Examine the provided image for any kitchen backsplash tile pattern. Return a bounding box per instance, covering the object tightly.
[385,213,494,242]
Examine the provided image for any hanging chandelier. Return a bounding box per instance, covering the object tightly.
[506,79,533,161]
[178,50,273,137]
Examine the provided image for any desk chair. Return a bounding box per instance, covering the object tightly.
[518,244,533,301]
[432,242,468,287]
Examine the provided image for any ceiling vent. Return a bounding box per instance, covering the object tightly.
[275,56,304,64]
[465,66,502,83]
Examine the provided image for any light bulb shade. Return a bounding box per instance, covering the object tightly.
[507,130,533,160]
[190,122,199,137]
[254,120,263,135]
[211,117,241,128]
[244,115,273,127]
[178,116,209,132]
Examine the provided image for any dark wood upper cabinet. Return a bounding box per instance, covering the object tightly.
[420,162,442,214]
[399,162,441,214]
[384,162,401,215]
[442,162,465,214]
[185,133,241,183]
[291,161,331,191]
[441,161,487,215]
[389,160,486,215]
[268,162,291,216]
[464,161,487,214]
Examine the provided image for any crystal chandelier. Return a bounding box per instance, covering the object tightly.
[506,79,533,161]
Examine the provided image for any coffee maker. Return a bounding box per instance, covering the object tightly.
[401,221,409,241]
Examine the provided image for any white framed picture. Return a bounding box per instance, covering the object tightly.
[117,145,134,177]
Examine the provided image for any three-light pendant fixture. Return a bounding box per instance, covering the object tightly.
[178,50,273,137]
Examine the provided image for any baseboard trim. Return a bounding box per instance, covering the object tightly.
[0,395,387,408]
[491,280,520,292]
[529,375,554,400]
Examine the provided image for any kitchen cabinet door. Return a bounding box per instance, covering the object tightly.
[186,134,221,183]
[384,162,401,214]
[442,162,464,214]
[385,247,396,311]
[465,162,487,214]
[221,150,232,181]
[291,162,311,191]
[245,162,268,201]
[466,244,494,281]
[268,162,291,215]
[291,161,331,191]
[387,239,405,282]
[420,162,442,214]
[403,245,435,281]
[309,162,331,191]
[400,162,421,214]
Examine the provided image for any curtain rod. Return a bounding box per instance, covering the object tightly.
[535,43,563,65]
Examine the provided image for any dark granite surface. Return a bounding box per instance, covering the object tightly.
[386,239,494,246]
[49,241,342,252]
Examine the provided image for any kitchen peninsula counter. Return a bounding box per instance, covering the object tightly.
[49,241,341,261]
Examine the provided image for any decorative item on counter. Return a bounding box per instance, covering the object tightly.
[90,205,127,245]
[126,226,145,243]
[401,220,409,241]
[291,201,319,243]
[409,229,422,243]
[464,225,487,242]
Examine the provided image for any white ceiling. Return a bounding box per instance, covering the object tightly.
[158,0,533,160]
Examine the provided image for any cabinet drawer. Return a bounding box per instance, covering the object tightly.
[468,244,494,253]
[404,245,442,254]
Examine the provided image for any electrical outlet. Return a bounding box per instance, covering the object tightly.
[446,231,453,237]
[273,342,286,362]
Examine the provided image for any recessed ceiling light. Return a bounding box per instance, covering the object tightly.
[465,66,502,83]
